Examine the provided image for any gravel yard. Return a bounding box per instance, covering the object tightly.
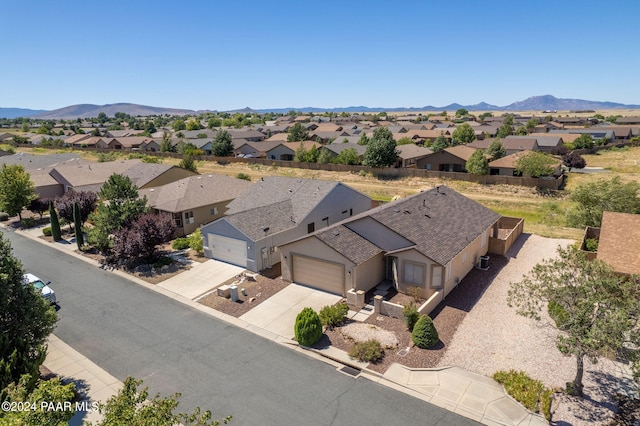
[437,233,635,425]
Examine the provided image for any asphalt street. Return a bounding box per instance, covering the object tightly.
[2,229,479,425]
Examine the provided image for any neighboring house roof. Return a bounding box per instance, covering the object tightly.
[140,174,252,213]
[443,145,479,161]
[396,144,433,160]
[596,211,640,275]
[123,163,196,188]
[488,150,532,169]
[49,159,144,192]
[0,152,85,170]
[264,133,290,142]
[526,134,564,147]
[322,142,367,156]
[114,136,154,149]
[224,200,298,241]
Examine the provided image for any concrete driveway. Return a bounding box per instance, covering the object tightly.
[158,259,245,299]
[240,284,342,339]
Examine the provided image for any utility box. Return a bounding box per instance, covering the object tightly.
[230,285,239,302]
[479,255,490,270]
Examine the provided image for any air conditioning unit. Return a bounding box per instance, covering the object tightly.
[479,255,490,270]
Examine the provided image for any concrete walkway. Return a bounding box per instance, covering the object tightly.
[7,222,547,425]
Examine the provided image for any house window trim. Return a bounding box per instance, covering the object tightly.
[210,207,219,216]
[184,211,194,225]
[307,222,315,233]
[173,212,183,228]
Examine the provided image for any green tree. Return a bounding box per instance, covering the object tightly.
[573,133,594,149]
[287,122,309,142]
[525,118,540,133]
[503,114,514,125]
[178,154,198,173]
[485,139,506,161]
[185,118,203,131]
[357,133,370,146]
[508,246,640,396]
[48,201,62,241]
[515,125,528,136]
[334,148,361,165]
[188,228,204,256]
[0,164,37,220]
[566,177,640,228]
[514,151,557,177]
[211,130,234,157]
[363,127,398,168]
[496,123,513,138]
[317,148,333,164]
[465,150,489,175]
[305,145,319,163]
[87,377,231,426]
[207,117,222,128]
[451,123,476,145]
[430,134,450,152]
[2,375,76,425]
[455,108,468,117]
[294,143,307,162]
[0,234,57,395]
[397,137,414,145]
[173,119,186,131]
[87,174,147,253]
[160,132,173,152]
[479,112,493,121]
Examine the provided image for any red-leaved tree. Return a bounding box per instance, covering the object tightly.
[54,191,97,228]
[111,212,176,265]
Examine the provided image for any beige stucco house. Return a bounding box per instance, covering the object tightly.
[140,174,252,237]
[278,186,501,299]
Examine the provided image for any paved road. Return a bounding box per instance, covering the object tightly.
[2,229,479,425]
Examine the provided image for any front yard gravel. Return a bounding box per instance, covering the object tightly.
[437,233,634,425]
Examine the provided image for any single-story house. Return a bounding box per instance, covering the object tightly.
[233,140,283,158]
[278,186,501,299]
[595,211,640,275]
[416,145,478,171]
[265,141,321,161]
[201,176,372,272]
[140,174,252,237]
[488,150,562,177]
[319,142,366,161]
[395,144,433,168]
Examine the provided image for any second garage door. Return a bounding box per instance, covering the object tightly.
[292,255,345,295]
[209,234,247,268]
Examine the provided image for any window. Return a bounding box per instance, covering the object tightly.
[184,211,194,225]
[403,261,424,286]
[173,212,183,227]
[307,222,315,233]
[210,207,219,216]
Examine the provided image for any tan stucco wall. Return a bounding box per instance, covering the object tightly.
[177,200,228,236]
[442,227,492,297]
[353,253,385,293]
[392,249,438,299]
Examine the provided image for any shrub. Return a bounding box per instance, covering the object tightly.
[172,237,190,250]
[20,217,37,228]
[0,212,9,221]
[188,229,203,255]
[406,286,423,303]
[348,339,384,363]
[152,256,173,268]
[294,307,323,346]
[236,173,251,181]
[492,370,553,421]
[319,303,349,329]
[411,315,439,349]
[584,238,598,252]
[42,226,52,236]
[403,304,420,331]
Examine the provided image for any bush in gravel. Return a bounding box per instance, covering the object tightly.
[411,315,439,349]
[403,303,420,331]
[20,217,36,228]
[294,307,323,346]
[493,370,553,421]
[42,226,52,237]
[172,237,190,250]
[348,339,384,363]
[0,212,9,221]
[319,303,349,329]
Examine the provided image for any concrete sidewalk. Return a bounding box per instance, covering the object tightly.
[44,334,122,425]
[8,222,547,426]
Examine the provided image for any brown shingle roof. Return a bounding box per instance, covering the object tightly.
[596,211,640,275]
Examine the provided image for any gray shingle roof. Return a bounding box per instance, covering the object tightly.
[140,174,252,213]
[316,225,382,264]
[370,187,500,265]
[225,200,297,240]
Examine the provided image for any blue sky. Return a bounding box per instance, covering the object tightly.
[2,0,639,111]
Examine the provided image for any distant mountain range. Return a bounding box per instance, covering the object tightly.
[2,95,639,119]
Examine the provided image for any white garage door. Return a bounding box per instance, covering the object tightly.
[209,234,247,268]
[292,255,344,295]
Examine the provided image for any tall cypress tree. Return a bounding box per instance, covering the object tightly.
[73,201,83,249]
[49,201,62,241]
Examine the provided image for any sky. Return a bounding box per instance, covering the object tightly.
[2,0,639,111]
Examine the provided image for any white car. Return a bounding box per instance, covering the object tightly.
[24,273,56,304]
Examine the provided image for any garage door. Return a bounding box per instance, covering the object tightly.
[292,255,344,295]
[209,234,247,268]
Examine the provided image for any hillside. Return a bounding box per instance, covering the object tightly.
[31,103,205,119]
[0,107,47,119]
